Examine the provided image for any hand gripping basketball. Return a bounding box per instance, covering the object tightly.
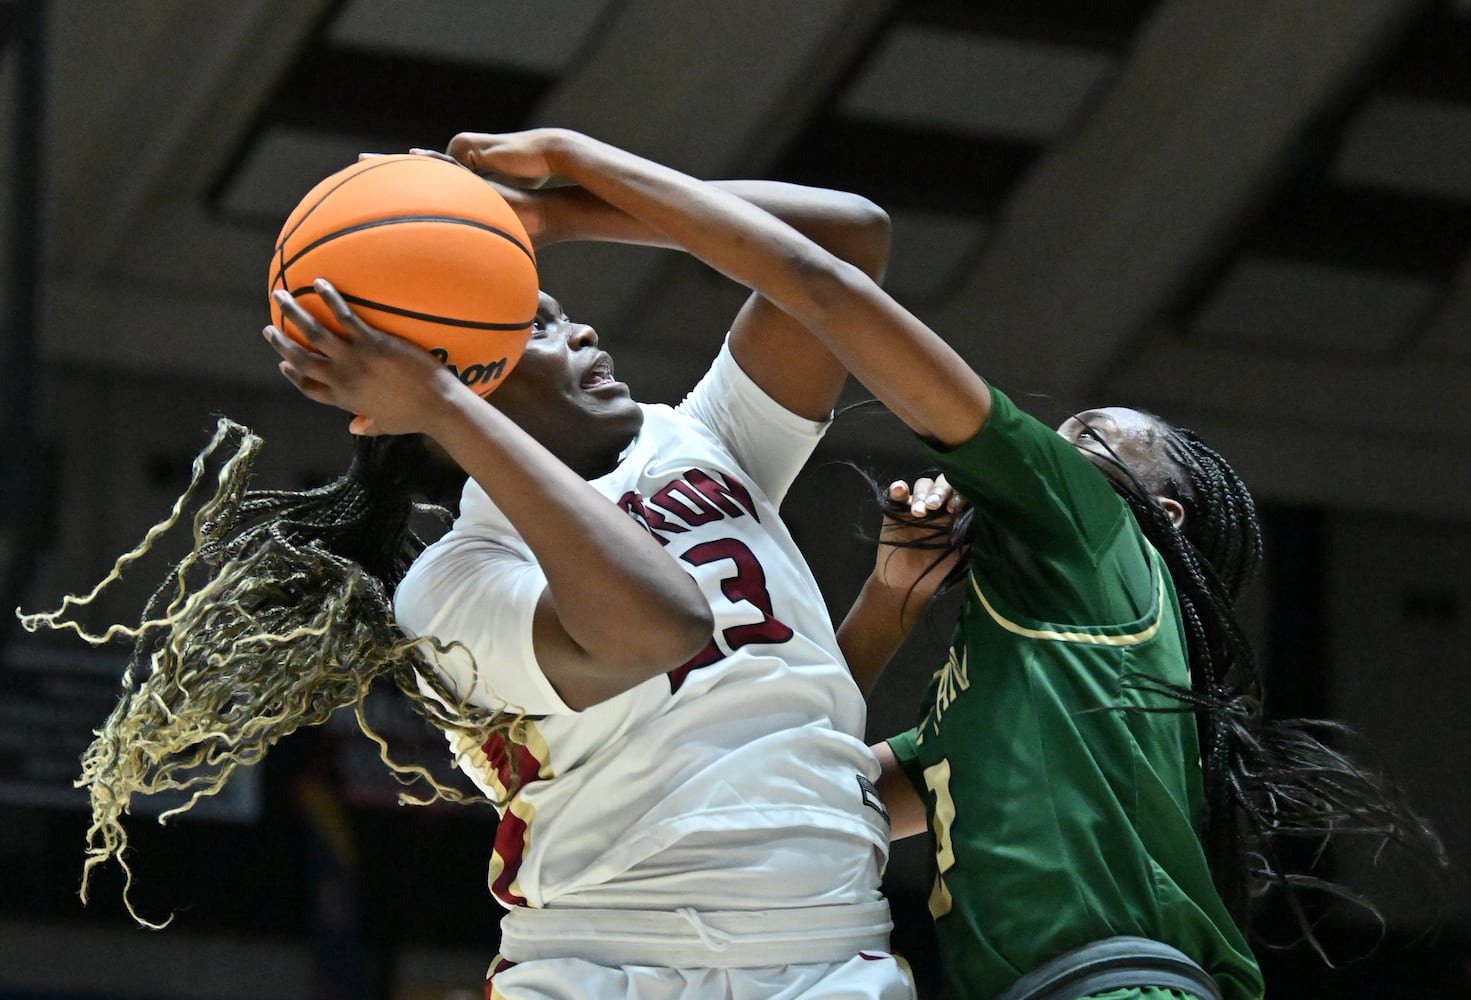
[265,279,463,438]
[268,154,539,398]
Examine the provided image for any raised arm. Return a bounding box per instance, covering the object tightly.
[448,142,891,422]
[265,283,712,710]
[447,129,990,447]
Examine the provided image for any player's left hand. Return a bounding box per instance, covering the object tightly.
[263,279,467,437]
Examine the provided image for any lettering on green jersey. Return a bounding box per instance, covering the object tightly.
[917,647,970,745]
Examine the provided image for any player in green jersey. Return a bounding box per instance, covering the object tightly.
[850,401,1267,999]
[840,405,1447,1000]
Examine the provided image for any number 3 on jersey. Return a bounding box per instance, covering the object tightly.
[668,538,793,692]
[924,757,957,919]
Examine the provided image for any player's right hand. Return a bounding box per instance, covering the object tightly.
[874,474,966,600]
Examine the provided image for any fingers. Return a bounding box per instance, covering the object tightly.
[312,279,373,341]
[887,474,960,518]
[359,148,465,173]
[408,147,462,167]
[907,476,949,517]
[271,288,345,355]
[263,326,332,401]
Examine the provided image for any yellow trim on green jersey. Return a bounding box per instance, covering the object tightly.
[970,564,1167,646]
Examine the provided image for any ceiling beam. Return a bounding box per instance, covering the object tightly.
[46,0,336,278]
[929,0,1436,400]
[524,0,897,342]
[1098,337,1471,520]
[1102,339,1471,444]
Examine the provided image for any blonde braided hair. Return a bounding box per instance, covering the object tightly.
[19,418,522,927]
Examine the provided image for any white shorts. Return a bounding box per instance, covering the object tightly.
[486,952,915,1000]
[485,902,916,999]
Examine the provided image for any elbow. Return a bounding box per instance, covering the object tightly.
[829,194,892,281]
[606,596,713,676]
[553,599,713,711]
[662,600,716,669]
[786,249,874,322]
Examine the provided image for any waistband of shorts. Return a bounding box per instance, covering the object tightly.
[497,899,894,969]
[995,936,1224,1000]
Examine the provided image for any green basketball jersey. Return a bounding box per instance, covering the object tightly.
[887,387,1262,1000]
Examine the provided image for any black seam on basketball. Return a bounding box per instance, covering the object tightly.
[280,215,535,275]
[277,157,409,255]
[288,287,534,331]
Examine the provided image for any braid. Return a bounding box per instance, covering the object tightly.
[18,418,519,927]
[1108,416,1448,961]
[1155,426,1262,603]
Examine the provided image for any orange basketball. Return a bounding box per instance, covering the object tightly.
[268,154,538,397]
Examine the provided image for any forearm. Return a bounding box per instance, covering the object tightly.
[540,131,987,447]
[420,388,711,692]
[535,179,889,279]
[837,574,916,695]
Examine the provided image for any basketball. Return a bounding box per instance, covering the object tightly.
[268,154,538,397]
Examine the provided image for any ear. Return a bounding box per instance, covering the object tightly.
[1156,496,1186,530]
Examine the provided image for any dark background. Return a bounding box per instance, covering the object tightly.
[2,1,1469,997]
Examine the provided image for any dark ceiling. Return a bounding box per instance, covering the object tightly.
[10,0,1471,520]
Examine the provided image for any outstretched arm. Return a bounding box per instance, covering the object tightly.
[449,142,891,423]
[265,282,712,710]
[447,129,990,447]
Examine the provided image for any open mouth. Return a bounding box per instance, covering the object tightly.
[581,355,616,389]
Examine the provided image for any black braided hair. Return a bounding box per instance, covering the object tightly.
[18,418,516,927]
[1080,413,1447,959]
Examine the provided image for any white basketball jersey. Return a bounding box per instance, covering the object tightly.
[394,341,891,913]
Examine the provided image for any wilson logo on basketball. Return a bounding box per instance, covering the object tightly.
[429,348,508,389]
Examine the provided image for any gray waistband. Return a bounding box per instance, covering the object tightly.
[995,936,1224,1000]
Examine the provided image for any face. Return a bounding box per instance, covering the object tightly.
[488,291,644,478]
[1056,407,1161,476]
[1057,407,1187,527]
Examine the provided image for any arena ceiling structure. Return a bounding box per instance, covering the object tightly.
[9,0,1471,525]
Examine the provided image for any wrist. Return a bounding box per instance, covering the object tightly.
[415,368,481,441]
[859,570,910,615]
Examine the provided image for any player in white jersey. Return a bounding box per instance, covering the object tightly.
[28,128,911,992]
[397,336,901,996]
[261,141,915,997]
